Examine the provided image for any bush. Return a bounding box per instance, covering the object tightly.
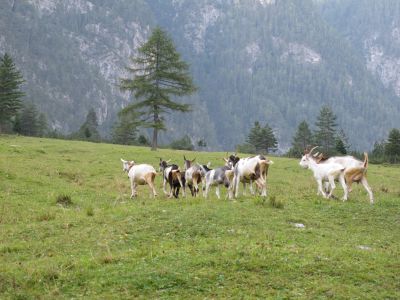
[235,143,256,154]
[169,135,194,150]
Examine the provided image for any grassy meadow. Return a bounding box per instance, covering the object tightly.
[0,135,399,299]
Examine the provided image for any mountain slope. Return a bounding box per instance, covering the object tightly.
[150,0,400,149]
[1,0,399,150]
[319,0,400,97]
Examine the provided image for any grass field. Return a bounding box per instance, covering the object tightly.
[1,135,399,299]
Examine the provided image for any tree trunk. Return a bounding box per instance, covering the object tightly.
[151,127,158,151]
[151,110,159,151]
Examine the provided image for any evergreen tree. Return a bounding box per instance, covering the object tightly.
[371,140,386,163]
[335,138,347,155]
[385,128,400,162]
[263,124,278,153]
[197,138,207,148]
[120,27,197,150]
[169,135,194,151]
[247,121,264,151]
[112,110,141,145]
[0,53,25,133]
[247,121,278,154]
[74,108,100,141]
[314,106,338,155]
[14,102,39,136]
[288,120,313,157]
[37,113,48,137]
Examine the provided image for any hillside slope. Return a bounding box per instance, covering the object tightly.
[0,135,399,298]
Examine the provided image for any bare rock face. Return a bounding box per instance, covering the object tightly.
[365,30,400,97]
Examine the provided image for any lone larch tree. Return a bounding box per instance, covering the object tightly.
[120,27,197,150]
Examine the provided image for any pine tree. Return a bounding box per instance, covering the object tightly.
[385,128,400,163]
[371,140,385,163]
[247,121,264,151]
[314,106,338,155]
[263,124,278,153]
[0,53,25,133]
[335,128,350,154]
[37,113,48,137]
[289,120,313,157]
[112,110,141,145]
[247,121,278,154]
[120,27,197,150]
[335,138,347,155]
[14,102,39,136]
[74,108,100,141]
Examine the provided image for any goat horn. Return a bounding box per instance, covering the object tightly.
[166,159,171,163]
[309,146,319,154]
[313,152,320,157]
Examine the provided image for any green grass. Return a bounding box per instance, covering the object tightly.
[1,135,399,299]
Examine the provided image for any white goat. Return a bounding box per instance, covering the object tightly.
[299,149,348,200]
[319,152,374,204]
[230,155,273,198]
[120,159,157,198]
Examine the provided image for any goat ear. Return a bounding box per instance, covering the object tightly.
[159,157,162,162]
[223,158,228,162]
[191,158,196,162]
[183,155,187,161]
[121,158,126,163]
[207,162,211,167]
[166,159,171,163]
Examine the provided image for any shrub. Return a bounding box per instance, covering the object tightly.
[169,135,194,150]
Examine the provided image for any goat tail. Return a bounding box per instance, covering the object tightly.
[259,158,274,166]
[145,172,156,184]
[193,171,202,184]
[363,152,369,169]
[345,167,366,184]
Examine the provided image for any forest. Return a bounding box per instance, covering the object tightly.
[0,0,399,150]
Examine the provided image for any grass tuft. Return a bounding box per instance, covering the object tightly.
[86,206,94,216]
[100,255,118,265]
[56,194,73,207]
[36,212,56,222]
[380,185,389,193]
[269,195,284,209]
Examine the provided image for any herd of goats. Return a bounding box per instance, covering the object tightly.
[120,146,374,204]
